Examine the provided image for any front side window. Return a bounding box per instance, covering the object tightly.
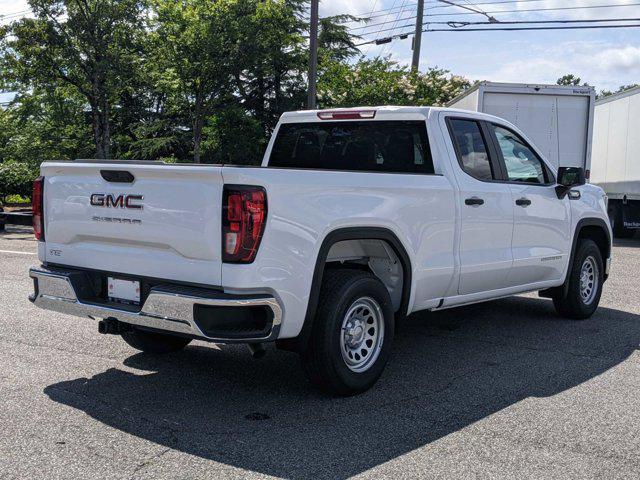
[449,119,494,181]
[491,125,548,184]
[268,121,434,174]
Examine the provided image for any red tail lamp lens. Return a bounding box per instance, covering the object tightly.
[32,176,44,241]
[222,186,267,263]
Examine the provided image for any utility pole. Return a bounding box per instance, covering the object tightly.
[411,0,424,72]
[307,0,319,109]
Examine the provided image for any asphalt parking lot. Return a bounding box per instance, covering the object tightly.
[1,225,639,479]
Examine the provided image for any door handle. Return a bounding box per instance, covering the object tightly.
[515,198,531,207]
[465,197,484,206]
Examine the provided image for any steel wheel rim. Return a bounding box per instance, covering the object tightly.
[579,256,599,305]
[340,297,385,373]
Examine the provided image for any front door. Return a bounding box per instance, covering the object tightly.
[487,123,571,286]
[447,117,515,295]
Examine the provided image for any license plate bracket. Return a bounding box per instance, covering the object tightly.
[108,277,141,305]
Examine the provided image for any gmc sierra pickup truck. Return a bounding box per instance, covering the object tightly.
[29,106,612,395]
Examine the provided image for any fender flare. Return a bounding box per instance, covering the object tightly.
[561,217,611,297]
[277,227,412,352]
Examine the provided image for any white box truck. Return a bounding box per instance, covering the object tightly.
[590,86,640,238]
[448,82,596,173]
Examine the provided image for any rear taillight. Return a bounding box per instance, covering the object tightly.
[32,176,44,241]
[222,185,267,263]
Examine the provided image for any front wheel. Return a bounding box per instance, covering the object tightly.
[300,269,395,396]
[553,239,604,319]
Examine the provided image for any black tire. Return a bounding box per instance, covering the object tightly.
[553,239,604,320]
[121,328,192,354]
[300,269,395,396]
[609,203,635,239]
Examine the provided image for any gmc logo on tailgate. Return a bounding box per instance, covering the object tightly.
[90,193,143,210]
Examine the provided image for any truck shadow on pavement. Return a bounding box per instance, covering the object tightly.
[44,296,640,479]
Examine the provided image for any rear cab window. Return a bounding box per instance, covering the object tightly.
[268,121,435,174]
[447,118,496,181]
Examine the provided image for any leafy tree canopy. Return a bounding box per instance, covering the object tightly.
[0,0,476,189]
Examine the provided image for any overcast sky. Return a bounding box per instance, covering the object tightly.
[1,0,639,95]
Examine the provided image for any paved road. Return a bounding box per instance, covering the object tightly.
[1,225,639,479]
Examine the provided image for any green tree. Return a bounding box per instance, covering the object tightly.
[1,0,146,159]
[202,107,265,164]
[598,84,640,99]
[318,15,361,65]
[228,0,308,134]
[318,57,470,108]
[0,161,38,203]
[150,0,236,163]
[0,87,93,165]
[556,74,589,87]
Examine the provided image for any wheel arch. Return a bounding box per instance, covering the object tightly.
[276,226,412,352]
[566,218,611,292]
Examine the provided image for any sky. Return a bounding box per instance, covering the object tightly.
[1,0,640,96]
[321,0,640,92]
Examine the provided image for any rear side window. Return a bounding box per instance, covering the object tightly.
[448,119,495,181]
[268,121,434,174]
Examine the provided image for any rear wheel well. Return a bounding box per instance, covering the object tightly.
[325,239,404,312]
[276,228,412,353]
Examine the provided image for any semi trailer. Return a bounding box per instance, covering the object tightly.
[590,86,640,238]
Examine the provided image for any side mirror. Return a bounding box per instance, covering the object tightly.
[556,167,586,199]
[558,167,586,187]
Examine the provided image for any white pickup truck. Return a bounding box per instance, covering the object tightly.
[29,107,612,395]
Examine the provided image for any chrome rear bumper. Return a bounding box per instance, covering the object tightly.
[29,266,282,343]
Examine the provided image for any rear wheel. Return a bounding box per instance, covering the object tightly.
[300,269,394,396]
[121,328,192,354]
[553,239,604,319]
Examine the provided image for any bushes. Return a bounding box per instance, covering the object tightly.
[0,161,38,204]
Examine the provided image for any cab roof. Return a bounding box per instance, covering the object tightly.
[279,106,433,123]
[278,105,508,124]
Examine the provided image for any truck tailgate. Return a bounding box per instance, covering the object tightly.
[40,162,224,286]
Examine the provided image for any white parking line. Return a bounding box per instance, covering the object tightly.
[0,249,37,256]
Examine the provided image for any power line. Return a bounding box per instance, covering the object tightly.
[0,10,31,21]
[446,16,640,26]
[366,15,640,35]
[353,2,640,31]
[357,22,640,46]
[438,0,498,22]
[382,0,412,56]
[351,1,640,33]
[340,0,625,22]
[365,0,400,54]
[0,10,31,17]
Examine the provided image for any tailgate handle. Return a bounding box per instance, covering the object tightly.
[101,170,135,183]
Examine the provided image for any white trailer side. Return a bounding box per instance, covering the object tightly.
[448,82,595,173]
[591,86,640,237]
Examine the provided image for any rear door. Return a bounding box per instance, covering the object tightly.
[446,117,514,295]
[41,162,224,286]
[486,123,571,285]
